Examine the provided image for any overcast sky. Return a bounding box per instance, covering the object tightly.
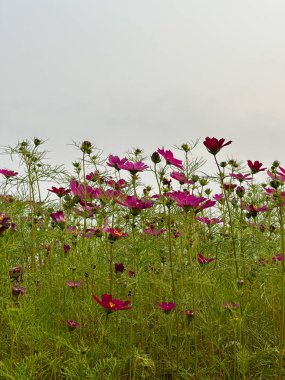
[1,0,285,176]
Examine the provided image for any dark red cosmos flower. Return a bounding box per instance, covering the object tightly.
[106,179,127,190]
[223,183,237,191]
[0,169,18,178]
[48,186,71,197]
[158,301,175,313]
[184,310,195,320]
[66,320,80,331]
[92,294,132,313]
[119,161,149,175]
[107,155,128,171]
[157,148,184,170]
[115,263,125,273]
[197,252,215,265]
[247,160,266,174]
[85,171,102,182]
[12,287,26,296]
[203,137,232,155]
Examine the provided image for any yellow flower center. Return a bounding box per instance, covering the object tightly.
[109,302,115,308]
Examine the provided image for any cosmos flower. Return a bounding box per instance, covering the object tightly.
[66,320,80,331]
[9,266,23,281]
[92,294,132,313]
[11,287,26,296]
[48,186,71,197]
[115,263,125,273]
[0,169,18,178]
[196,217,223,225]
[157,148,184,170]
[247,160,266,174]
[50,210,65,224]
[114,195,153,216]
[145,227,166,236]
[106,228,128,242]
[107,155,128,170]
[158,301,175,313]
[66,281,81,288]
[170,171,193,185]
[203,137,232,155]
[119,161,149,175]
[272,254,283,262]
[229,173,252,182]
[166,191,216,213]
[243,204,268,218]
[197,252,215,265]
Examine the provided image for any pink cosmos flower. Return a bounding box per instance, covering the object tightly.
[203,137,232,155]
[48,186,71,197]
[158,301,175,313]
[213,194,224,202]
[66,320,80,331]
[197,252,215,265]
[196,217,223,225]
[66,281,81,288]
[170,171,193,185]
[92,294,132,313]
[69,180,98,200]
[184,310,195,320]
[157,148,184,170]
[107,155,128,170]
[119,161,149,174]
[247,160,266,174]
[0,169,18,178]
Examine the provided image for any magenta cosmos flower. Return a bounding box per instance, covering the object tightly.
[197,252,215,265]
[158,301,175,313]
[92,294,132,313]
[119,161,149,175]
[50,210,65,223]
[145,227,166,236]
[115,263,125,273]
[0,169,18,178]
[243,204,268,218]
[157,148,184,170]
[170,171,193,185]
[167,191,215,213]
[230,173,252,182]
[196,217,223,225]
[114,195,153,216]
[12,287,26,296]
[203,137,232,155]
[107,155,128,170]
[247,160,266,174]
[105,228,127,243]
[48,186,71,197]
[272,254,283,262]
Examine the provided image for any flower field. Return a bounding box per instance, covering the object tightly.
[0,137,284,379]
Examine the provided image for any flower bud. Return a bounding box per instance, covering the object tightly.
[151,152,161,164]
[80,141,92,154]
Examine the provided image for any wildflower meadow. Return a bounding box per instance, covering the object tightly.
[0,137,284,379]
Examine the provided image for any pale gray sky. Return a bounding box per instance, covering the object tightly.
[1,0,285,174]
